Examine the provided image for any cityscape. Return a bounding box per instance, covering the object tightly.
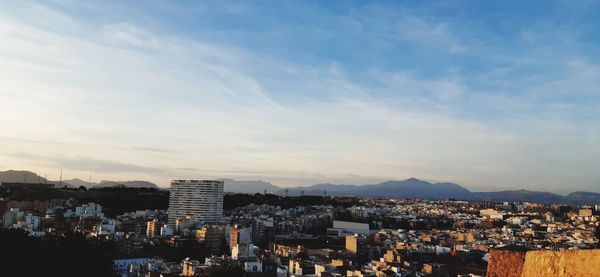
[2,1,600,276]
[0,173,599,276]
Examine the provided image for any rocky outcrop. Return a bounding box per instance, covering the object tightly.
[487,249,600,277]
[486,250,526,277]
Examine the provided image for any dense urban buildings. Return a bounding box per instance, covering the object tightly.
[1,179,599,276]
[167,180,224,226]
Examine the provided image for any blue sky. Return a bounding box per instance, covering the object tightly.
[0,0,599,192]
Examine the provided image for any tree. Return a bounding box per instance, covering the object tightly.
[208,265,246,277]
[0,229,117,277]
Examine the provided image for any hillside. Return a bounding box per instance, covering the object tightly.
[0,170,158,189]
[0,170,73,187]
[93,180,159,189]
[0,170,49,184]
[471,190,566,204]
[219,178,279,194]
[564,191,600,205]
[271,179,598,204]
[276,178,472,199]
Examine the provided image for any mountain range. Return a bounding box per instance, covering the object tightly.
[1,170,598,205]
[0,170,158,189]
[0,170,69,187]
[66,178,159,189]
[222,178,600,205]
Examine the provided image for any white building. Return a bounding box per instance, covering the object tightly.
[97,222,116,235]
[232,243,256,260]
[167,180,224,226]
[327,220,375,237]
[479,209,503,220]
[160,225,174,236]
[244,261,262,273]
[63,202,104,218]
[113,258,147,276]
[23,213,41,230]
[11,212,40,231]
[3,208,24,227]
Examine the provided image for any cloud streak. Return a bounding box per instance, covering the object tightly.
[5,152,165,174]
[0,1,598,191]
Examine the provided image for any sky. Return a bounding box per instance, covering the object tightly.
[1,0,599,193]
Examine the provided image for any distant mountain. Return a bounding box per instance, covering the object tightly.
[2,169,598,204]
[279,178,472,199]
[220,178,280,194]
[470,190,600,205]
[564,191,600,205]
[306,183,363,191]
[0,170,73,187]
[218,177,600,204]
[356,179,472,199]
[93,180,159,189]
[278,179,599,204]
[471,190,566,204]
[63,178,96,188]
[0,171,158,189]
[0,170,48,183]
[60,179,159,189]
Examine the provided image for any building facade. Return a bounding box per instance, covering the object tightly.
[167,180,224,226]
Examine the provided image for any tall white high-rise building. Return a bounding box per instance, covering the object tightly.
[168,179,224,226]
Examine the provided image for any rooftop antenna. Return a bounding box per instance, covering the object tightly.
[59,169,63,187]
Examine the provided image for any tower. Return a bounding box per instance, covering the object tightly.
[167,180,224,227]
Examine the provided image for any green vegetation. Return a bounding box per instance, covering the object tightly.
[0,229,117,277]
[1,187,359,216]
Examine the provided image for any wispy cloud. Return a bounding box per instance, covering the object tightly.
[397,16,467,53]
[0,1,598,191]
[131,147,178,153]
[6,152,165,174]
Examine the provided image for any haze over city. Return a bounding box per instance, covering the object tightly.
[1,0,600,193]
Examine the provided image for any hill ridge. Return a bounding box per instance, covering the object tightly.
[2,170,598,204]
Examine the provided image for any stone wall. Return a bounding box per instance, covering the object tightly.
[522,249,600,277]
[486,250,526,277]
[487,249,600,277]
